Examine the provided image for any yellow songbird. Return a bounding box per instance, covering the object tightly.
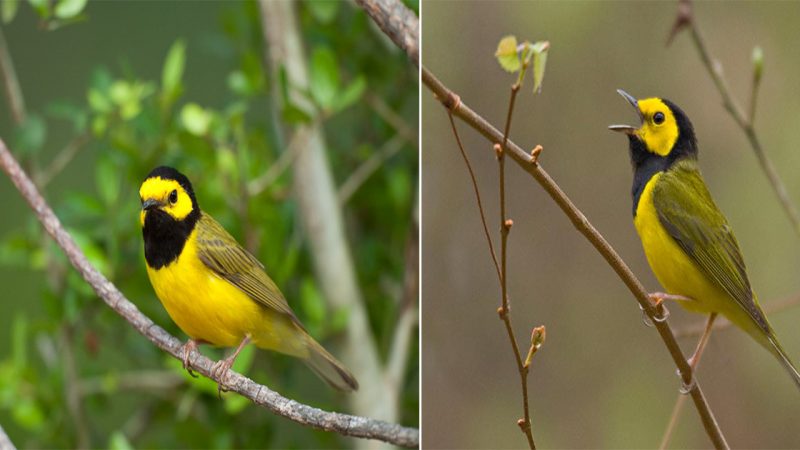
[139,166,357,392]
[610,89,800,389]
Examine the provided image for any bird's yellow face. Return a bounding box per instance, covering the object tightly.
[609,90,680,157]
[139,177,195,227]
[635,98,679,157]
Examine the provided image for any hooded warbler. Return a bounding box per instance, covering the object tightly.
[609,89,800,389]
[139,166,358,392]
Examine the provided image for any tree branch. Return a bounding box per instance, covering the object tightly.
[668,0,800,237]
[422,66,728,449]
[0,137,419,448]
[354,0,419,67]
[0,423,15,450]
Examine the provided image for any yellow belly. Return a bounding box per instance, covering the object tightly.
[634,173,726,315]
[145,230,307,357]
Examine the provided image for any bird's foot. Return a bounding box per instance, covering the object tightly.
[181,339,200,378]
[210,335,252,399]
[648,292,693,307]
[211,356,235,398]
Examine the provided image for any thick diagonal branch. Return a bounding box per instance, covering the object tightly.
[354,0,419,67]
[422,66,728,449]
[0,137,419,448]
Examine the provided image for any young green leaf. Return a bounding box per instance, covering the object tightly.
[531,41,549,94]
[181,103,212,136]
[309,46,340,109]
[495,35,520,73]
[1,0,19,23]
[306,0,339,23]
[53,0,87,19]
[332,75,366,115]
[162,39,186,103]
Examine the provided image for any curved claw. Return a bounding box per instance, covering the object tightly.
[181,339,201,378]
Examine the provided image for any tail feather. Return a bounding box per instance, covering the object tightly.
[767,336,800,391]
[304,337,359,392]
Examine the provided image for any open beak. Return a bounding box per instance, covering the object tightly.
[608,89,642,135]
[141,198,162,211]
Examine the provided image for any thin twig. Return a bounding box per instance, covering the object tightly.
[37,133,91,187]
[77,370,185,396]
[447,112,501,284]
[670,0,800,237]
[0,25,26,125]
[367,93,417,147]
[386,191,419,390]
[498,81,536,449]
[246,134,301,197]
[338,134,405,204]
[0,136,419,448]
[423,66,728,449]
[61,324,90,448]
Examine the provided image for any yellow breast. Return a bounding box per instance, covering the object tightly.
[145,230,260,347]
[634,173,726,315]
[145,229,308,357]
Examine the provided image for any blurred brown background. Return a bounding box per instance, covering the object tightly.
[422,2,800,448]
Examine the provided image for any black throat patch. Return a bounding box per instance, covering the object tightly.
[629,99,698,216]
[142,207,200,269]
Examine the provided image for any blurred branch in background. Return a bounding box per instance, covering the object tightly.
[421,66,729,449]
[354,0,419,68]
[261,2,420,448]
[259,2,392,444]
[0,25,26,125]
[0,137,419,448]
[0,423,15,450]
[668,0,800,237]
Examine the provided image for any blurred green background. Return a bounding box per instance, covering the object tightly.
[0,0,418,448]
[422,2,800,448]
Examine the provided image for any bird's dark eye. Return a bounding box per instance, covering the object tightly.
[653,112,665,125]
[169,190,178,204]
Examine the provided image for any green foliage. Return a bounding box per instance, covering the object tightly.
[0,1,417,448]
[494,35,550,93]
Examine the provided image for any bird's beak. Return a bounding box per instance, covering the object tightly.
[141,198,162,211]
[608,89,643,135]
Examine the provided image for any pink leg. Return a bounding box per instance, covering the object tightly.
[211,335,252,397]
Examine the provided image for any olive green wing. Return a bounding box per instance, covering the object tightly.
[653,160,769,333]
[195,213,300,322]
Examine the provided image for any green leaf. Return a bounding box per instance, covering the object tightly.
[162,39,186,104]
[309,46,339,109]
[108,431,134,450]
[14,114,46,155]
[331,76,366,115]
[12,398,44,431]
[27,0,50,19]
[2,0,19,23]
[531,41,549,94]
[495,35,520,73]
[181,103,211,136]
[54,0,87,19]
[46,100,88,132]
[282,104,312,125]
[306,0,338,23]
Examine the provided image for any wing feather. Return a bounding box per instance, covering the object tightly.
[653,160,769,333]
[195,213,300,322]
